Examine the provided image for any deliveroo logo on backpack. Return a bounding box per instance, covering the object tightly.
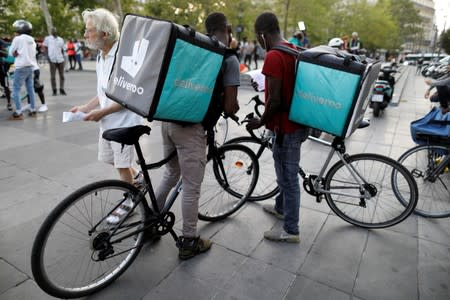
[121,39,149,77]
[113,39,148,95]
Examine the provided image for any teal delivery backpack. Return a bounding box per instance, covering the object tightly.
[289,46,381,138]
[106,14,226,124]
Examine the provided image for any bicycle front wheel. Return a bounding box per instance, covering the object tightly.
[397,144,450,218]
[324,153,418,228]
[31,180,148,299]
[226,136,279,201]
[198,144,259,221]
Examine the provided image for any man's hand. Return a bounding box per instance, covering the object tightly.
[424,90,430,99]
[425,79,432,85]
[251,79,260,92]
[70,105,89,114]
[84,109,105,122]
[245,117,262,131]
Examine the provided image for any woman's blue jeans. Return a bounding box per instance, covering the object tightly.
[12,66,35,112]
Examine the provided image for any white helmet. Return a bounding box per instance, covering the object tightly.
[328,37,343,48]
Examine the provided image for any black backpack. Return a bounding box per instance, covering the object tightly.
[201,48,238,130]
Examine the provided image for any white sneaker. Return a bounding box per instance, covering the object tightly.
[264,228,300,243]
[21,104,31,112]
[106,198,135,225]
[38,104,48,112]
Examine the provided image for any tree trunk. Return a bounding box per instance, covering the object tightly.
[40,0,53,35]
[283,0,291,38]
[112,0,123,21]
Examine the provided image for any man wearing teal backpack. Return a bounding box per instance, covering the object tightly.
[246,12,308,243]
[154,12,240,260]
[0,38,12,110]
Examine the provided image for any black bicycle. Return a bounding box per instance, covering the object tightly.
[397,133,450,218]
[31,124,258,298]
[225,110,419,229]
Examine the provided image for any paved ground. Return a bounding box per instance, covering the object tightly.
[0,61,449,300]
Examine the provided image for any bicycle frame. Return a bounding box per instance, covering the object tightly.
[308,139,372,200]
[98,127,232,247]
[244,122,374,201]
[422,148,450,182]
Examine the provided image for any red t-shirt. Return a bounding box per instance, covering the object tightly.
[262,42,303,134]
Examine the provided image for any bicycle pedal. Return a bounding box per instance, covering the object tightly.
[315,195,324,203]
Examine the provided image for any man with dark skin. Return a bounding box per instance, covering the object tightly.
[246,12,308,243]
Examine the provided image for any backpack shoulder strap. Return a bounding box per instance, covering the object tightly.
[271,44,300,57]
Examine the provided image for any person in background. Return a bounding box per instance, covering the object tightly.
[288,31,303,47]
[66,38,76,70]
[43,27,66,95]
[349,32,362,54]
[247,12,309,243]
[74,39,83,70]
[8,20,37,120]
[0,37,12,111]
[424,61,450,114]
[70,8,144,225]
[243,38,255,70]
[341,34,349,51]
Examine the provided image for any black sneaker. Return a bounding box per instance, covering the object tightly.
[176,236,212,260]
[9,112,24,120]
[52,89,57,96]
[60,89,67,95]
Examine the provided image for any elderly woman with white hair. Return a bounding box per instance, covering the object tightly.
[69,8,143,224]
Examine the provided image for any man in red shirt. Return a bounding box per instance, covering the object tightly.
[246,12,308,243]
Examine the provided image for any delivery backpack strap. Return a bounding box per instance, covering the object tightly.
[270,44,303,112]
[270,44,310,144]
[201,48,238,130]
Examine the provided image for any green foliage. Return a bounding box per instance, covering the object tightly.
[0,0,437,54]
[440,29,450,55]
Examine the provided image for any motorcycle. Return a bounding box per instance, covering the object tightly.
[370,66,396,117]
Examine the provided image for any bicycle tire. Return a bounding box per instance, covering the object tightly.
[198,144,259,221]
[324,153,418,228]
[226,136,279,201]
[31,180,147,299]
[396,144,450,218]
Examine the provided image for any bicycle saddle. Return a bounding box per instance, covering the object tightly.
[102,125,151,145]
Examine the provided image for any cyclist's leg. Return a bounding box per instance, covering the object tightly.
[24,67,36,110]
[154,122,180,210]
[169,123,206,237]
[271,131,303,235]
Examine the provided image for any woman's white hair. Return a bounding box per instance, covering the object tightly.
[82,8,120,42]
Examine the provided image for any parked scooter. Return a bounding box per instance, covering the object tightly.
[370,65,396,117]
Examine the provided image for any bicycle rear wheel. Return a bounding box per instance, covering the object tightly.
[324,153,418,228]
[226,136,279,201]
[397,144,450,218]
[31,180,148,299]
[198,144,259,221]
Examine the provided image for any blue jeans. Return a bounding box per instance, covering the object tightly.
[272,128,308,235]
[12,66,35,112]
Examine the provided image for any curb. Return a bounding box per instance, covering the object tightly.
[390,65,410,106]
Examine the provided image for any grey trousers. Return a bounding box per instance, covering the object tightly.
[155,122,206,237]
[49,61,65,90]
